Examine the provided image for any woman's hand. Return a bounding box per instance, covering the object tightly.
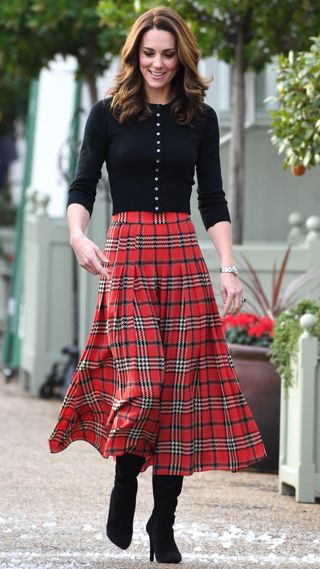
[219,273,245,317]
[70,233,110,278]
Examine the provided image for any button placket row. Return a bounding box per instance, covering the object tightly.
[154,106,161,211]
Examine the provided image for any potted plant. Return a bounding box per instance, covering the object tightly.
[222,247,320,472]
[223,312,279,473]
[271,298,320,394]
[265,35,320,177]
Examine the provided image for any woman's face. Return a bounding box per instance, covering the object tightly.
[139,28,179,94]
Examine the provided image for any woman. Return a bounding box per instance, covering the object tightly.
[49,5,267,564]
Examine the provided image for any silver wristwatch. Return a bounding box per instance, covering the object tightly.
[219,265,239,276]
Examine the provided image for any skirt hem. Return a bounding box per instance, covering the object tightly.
[48,436,267,475]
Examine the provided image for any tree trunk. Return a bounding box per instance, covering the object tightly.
[228,29,246,244]
[85,69,98,105]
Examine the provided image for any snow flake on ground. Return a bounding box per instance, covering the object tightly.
[42,521,57,528]
[173,521,287,550]
[82,523,95,532]
[1,519,320,567]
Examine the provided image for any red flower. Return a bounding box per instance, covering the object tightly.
[221,312,274,346]
[222,312,259,331]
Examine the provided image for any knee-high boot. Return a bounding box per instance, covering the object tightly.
[146,474,184,563]
[106,453,145,549]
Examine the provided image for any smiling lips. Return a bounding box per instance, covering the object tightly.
[149,70,166,78]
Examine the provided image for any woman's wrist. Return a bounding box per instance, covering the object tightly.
[220,258,237,266]
[67,203,90,244]
[69,230,85,246]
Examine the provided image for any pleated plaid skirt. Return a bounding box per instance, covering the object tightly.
[49,210,267,475]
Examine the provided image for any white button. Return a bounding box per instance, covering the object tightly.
[155,187,159,190]
[155,196,159,200]
[156,113,160,117]
[155,206,159,210]
[156,122,160,126]
[157,141,160,144]
[155,177,158,181]
[156,132,160,136]
[155,168,159,172]
[156,159,160,163]
[157,149,160,153]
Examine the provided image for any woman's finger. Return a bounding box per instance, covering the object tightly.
[220,287,227,303]
[229,293,246,316]
[80,257,110,277]
[222,292,236,317]
[94,246,109,265]
[92,247,110,276]
[90,257,110,277]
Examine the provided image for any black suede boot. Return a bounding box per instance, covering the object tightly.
[106,453,145,549]
[146,474,184,563]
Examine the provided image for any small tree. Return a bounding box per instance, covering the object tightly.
[266,35,320,176]
[0,0,127,104]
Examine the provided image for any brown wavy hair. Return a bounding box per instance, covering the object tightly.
[106,5,212,125]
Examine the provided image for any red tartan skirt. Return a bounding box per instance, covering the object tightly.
[49,210,267,475]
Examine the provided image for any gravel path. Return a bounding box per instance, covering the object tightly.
[1,375,319,568]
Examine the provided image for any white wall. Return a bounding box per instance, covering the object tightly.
[30,55,78,218]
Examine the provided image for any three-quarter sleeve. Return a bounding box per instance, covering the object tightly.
[67,100,108,216]
[196,106,231,231]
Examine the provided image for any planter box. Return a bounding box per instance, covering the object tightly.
[228,343,281,472]
[279,317,320,502]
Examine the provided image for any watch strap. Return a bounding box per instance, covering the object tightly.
[219,265,239,275]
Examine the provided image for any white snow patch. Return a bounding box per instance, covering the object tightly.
[257,532,273,541]
[82,523,95,531]
[171,521,288,550]
[19,534,35,540]
[303,554,320,562]
[1,520,319,567]
[42,521,56,528]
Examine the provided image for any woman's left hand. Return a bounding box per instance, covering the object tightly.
[219,273,245,317]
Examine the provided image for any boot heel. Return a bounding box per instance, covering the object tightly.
[149,535,154,562]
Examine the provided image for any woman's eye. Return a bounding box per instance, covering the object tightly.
[143,52,175,58]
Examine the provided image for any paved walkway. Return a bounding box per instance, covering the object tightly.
[0,374,319,569]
